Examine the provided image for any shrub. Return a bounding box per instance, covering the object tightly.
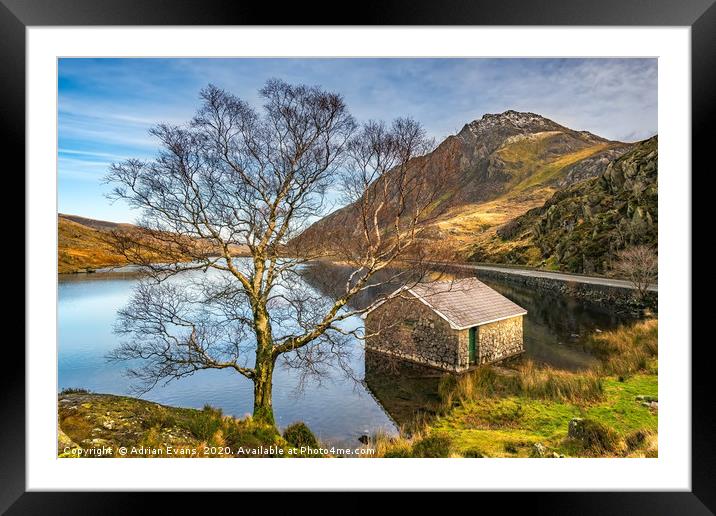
[411,434,453,458]
[462,447,486,458]
[282,422,319,449]
[570,418,621,455]
[60,387,91,395]
[141,410,176,430]
[223,422,251,449]
[222,420,281,453]
[612,245,657,302]
[184,406,223,441]
[625,429,656,453]
[504,442,518,454]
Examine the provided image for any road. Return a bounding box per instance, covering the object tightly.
[433,262,658,292]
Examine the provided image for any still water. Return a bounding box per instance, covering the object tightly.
[58,262,636,445]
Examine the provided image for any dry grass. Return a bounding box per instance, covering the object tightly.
[624,429,658,458]
[435,320,656,416]
[510,361,604,403]
[588,319,658,376]
[366,428,459,458]
[368,430,415,458]
[437,366,500,409]
[511,143,611,192]
[569,418,622,455]
[426,187,555,259]
[437,361,603,410]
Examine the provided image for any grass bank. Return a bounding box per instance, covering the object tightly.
[371,319,658,458]
[58,391,328,458]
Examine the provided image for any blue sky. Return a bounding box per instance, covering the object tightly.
[58,58,657,223]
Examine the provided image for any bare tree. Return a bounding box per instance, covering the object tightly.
[105,80,446,426]
[612,245,658,301]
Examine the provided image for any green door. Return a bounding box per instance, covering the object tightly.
[469,327,476,364]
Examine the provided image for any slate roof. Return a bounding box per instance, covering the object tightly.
[407,277,527,330]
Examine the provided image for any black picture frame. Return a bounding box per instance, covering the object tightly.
[4,0,709,511]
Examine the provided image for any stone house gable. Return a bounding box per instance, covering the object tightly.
[364,293,469,372]
[364,277,527,372]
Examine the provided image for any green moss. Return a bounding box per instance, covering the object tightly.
[282,422,319,449]
[411,434,453,457]
[584,376,657,433]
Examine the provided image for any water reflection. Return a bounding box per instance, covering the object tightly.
[58,260,637,445]
[363,350,443,431]
[300,262,637,371]
[58,268,397,446]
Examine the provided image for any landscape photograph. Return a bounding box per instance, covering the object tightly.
[57,57,658,459]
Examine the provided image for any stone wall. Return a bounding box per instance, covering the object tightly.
[440,264,657,314]
[365,294,469,372]
[476,316,524,365]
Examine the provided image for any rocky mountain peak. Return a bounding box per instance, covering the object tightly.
[292,110,636,267]
[456,111,610,154]
[459,110,559,138]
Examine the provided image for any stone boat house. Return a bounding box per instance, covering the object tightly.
[363,277,527,372]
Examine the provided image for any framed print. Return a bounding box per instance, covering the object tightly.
[4,0,712,510]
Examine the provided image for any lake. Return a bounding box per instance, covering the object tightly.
[58,261,637,445]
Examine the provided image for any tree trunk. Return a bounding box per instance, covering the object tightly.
[252,297,277,427]
[253,358,275,427]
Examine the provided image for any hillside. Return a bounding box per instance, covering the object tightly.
[58,391,291,457]
[58,214,249,273]
[58,215,137,273]
[473,136,658,274]
[293,111,632,261]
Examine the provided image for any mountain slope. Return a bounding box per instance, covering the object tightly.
[294,110,632,258]
[473,136,658,273]
[58,215,135,273]
[58,214,251,273]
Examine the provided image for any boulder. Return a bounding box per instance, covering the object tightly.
[58,424,80,455]
[530,442,547,458]
[568,417,585,439]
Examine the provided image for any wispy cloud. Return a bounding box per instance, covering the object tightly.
[58,57,657,222]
